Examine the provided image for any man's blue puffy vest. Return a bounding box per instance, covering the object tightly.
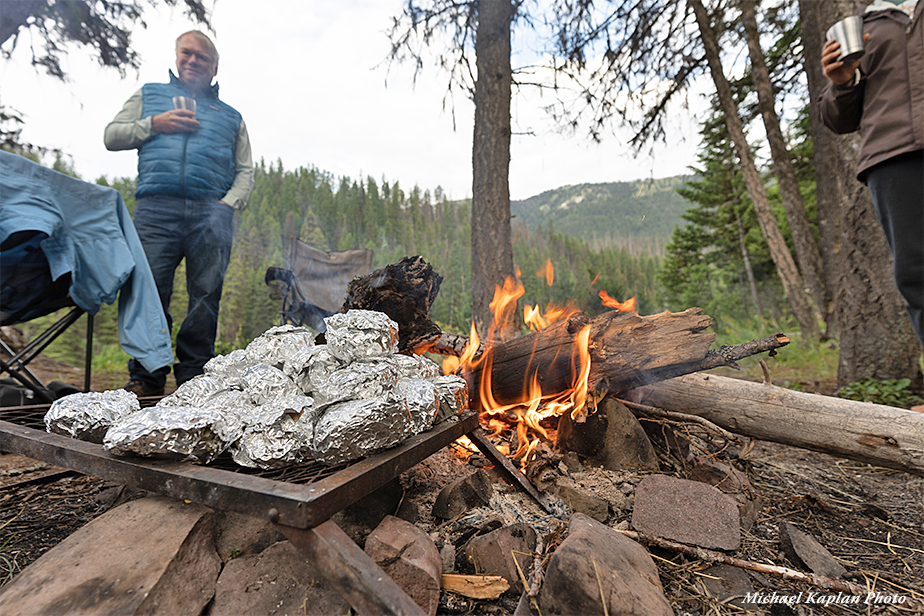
[136,72,242,201]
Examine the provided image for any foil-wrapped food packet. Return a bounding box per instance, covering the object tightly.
[392,378,439,435]
[432,375,470,422]
[312,359,399,406]
[156,374,230,408]
[325,310,399,362]
[312,395,411,465]
[282,345,344,395]
[391,353,442,380]
[231,395,316,469]
[203,349,251,388]
[44,390,140,443]
[104,405,243,464]
[244,324,316,369]
[241,363,299,405]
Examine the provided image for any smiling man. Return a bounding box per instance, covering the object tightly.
[104,31,254,397]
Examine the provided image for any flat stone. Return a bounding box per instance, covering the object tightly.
[556,397,659,471]
[432,469,493,520]
[210,540,350,616]
[213,510,285,563]
[632,474,741,550]
[0,496,220,616]
[556,480,610,523]
[689,456,763,531]
[332,476,405,545]
[365,515,442,616]
[779,521,847,578]
[539,513,672,616]
[698,563,755,609]
[464,523,537,593]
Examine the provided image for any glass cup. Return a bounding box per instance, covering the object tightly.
[172,96,197,115]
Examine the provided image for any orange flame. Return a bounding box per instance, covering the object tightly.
[536,258,554,287]
[453,261,603,470]
[599,290,637,312]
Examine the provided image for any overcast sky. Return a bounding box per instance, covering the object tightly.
[3,0,707,201]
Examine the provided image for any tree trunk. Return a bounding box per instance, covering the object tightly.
[736,210,764,318]
[626,373,924,476]
[471,0,516,340]
[689,0,820,341]
[741,0,828,324]
[798,0,922,387]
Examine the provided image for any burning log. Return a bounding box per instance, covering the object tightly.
[459,308,789,412]
[626,373,924,476]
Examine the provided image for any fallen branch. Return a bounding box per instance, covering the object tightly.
[618,398,743,443]
[616,528,924,610]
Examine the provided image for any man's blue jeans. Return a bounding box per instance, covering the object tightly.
[129,195,235,387]
[865,150,924,351]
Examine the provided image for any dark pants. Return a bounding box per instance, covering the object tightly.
[129,195,235,387]
[865,150,924,351]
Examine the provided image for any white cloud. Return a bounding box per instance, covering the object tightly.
[2,0,704,202]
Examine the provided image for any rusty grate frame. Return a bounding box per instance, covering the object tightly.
[0,404,478,529]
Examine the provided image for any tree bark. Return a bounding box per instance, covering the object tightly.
[689,0,820,341]
[741,0,828,324]
[626,373,924,476]
[471,0,516,340]
[798,0,922,387]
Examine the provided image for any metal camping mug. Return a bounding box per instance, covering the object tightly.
[172,96,197,115]
[826,16,865,64]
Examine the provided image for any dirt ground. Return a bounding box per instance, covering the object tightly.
[1,361,923,615]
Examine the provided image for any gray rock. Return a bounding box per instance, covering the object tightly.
[209,540,350,616]
[539,513,672,616]
[0,496,220,616]
[779,521,847,578]
[698,563,756,610]
[556,480,610,523]
[464,523,537,593]
[365,515,442,616]
[556,397,659,471]
[632,474,741,550]
[432,469,494,520]
[213,509,284,564]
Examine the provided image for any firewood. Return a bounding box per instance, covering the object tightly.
[627,373,924,476]
[458,308,789,410]
[441,573,510,599]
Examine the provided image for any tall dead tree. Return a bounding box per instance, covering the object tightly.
[689,0,820,341]
[798,0,922,386]
[471,0,517,339]
[740,0,828,325]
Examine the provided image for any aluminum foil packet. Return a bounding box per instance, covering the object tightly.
[241,363,299,405]
[230,395,316,469]
[45,389,140,443]
[312,359,399,406]
[325,310,399,362]
[282,345,344,395]
[203,349,251,388]
[312,395,411,465]
[104,406,243,464]
[391,353,442,380]
[157,374,230,408]
[391,378,439,435]
[432,375,470,422]
[244,324,316,369]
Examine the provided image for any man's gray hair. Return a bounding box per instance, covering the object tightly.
[176,30,219,65]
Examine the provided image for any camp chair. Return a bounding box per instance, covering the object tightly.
[0,151,173,405]
[1,231,92,403]
[266,238,373,332]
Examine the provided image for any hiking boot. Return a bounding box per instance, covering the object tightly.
[123,379,165,397]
